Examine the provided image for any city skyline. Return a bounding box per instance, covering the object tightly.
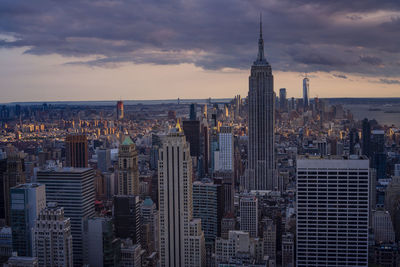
[1,1,400,101]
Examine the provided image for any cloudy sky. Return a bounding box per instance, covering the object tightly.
[1,0,400,102]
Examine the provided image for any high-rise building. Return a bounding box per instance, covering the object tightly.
[3,153,26,226]
[117,100,124,120]
[302,77,310,108]
[0,226,12,259]
[113,195,142,245]
[158,128,205,267]
[279,88,287,112]
[362,118,371,158]
[182,120,201,158]
[262,218,276,260]
[217,126,234,171]
[117,136,139,195]
[281,232,294,267]
[65,134,88,168]
[86,217,121,267]
[97,148,111,173]
[189,103,197,121]
[141,197,159,254]
[193,179,223,265]
[239,194,258,238]
[36,167,95,266]
[33,203,73,267]
[296,156,369,267]
[0,158,8,224]
[372,210,395,244]
[10,183,46,257]
[247,18,275,190]
[120,239,142,267]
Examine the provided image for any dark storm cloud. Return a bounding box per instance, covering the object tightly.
[379,79,400,85]
[333,74,348,79]
[1,0,400,77]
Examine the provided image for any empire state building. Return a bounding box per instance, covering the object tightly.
[247,18,275,190]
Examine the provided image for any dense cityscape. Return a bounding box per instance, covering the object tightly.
[1,15,400,267]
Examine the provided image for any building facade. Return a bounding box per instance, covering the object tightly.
[247,19,275,190]
[118,136,139,195]
[33,203,73,267]
[296,156,369,267]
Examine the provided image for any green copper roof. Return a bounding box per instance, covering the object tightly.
[143,197,154,206]
[122,136,134,146]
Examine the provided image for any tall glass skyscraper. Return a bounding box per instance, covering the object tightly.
[303,77,310,108]
[247,17,275,190]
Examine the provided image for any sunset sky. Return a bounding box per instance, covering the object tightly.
[1,0,400,102]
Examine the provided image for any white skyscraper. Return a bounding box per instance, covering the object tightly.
[217,126,234,171]
[303,77,309,108]
[33,203,73,267]
[296,156,369,267]
[239,194,258,238]
[158,127,205,267]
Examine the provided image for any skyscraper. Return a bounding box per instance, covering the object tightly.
[33,203,73,267]
[3,153,26,226]
[302,77,310,108]
[247,17,275,190]
[158,127,205,267]
[189,103,197,120]
[217,126,234,171]
[296,156,369,267]
[10,183,46,257]
[117,100,124,120]
[279,88,287,112]
[65,134,88,168]
[117,136,139,195]
[362,118,371,158]
[182,120,201,158]
[36,167,95,266]
[239,194,258,238]
[113,195,142,245]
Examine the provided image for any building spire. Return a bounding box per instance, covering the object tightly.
[255,13,267,64]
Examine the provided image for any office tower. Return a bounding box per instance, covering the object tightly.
[279,88,287,112]
[33,203,73,267]
[303,77,310,108]
[296,156,369,267]
[221,213,236,239]
[36,167,95,266]
[239,194,258,238]
[117,100,124,120]
[65,134,88,168]
[209,127,219,173]
[189,103,197,120]
[201,119,209,175]
[247,18,275,190]
[0,158,7,224]
[187,219,206,267]
[394,164,400,176]
[3,154,26,226]
[141,197,159,254]
[214,171,235,215]
[216,126,234,171]
[372,210,395,243]
[349,128,359,155]
[262,218,276,260]
[193,179,223,265]
[97,148,111,173]
[86,217,121,267]
[282,232,294,267]
[118,136,139,195]
[0,226,12,259]
[113,195,142,245]
[10,184,46,257]
[362,118,371,158]
[5,255,38,267]
[385,176,400,240]
[182,120,201,158]
[158,128,205,267]
[120,239,142,267]
[371,130,386,179]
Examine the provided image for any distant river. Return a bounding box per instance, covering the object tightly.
[343,104,400,127]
